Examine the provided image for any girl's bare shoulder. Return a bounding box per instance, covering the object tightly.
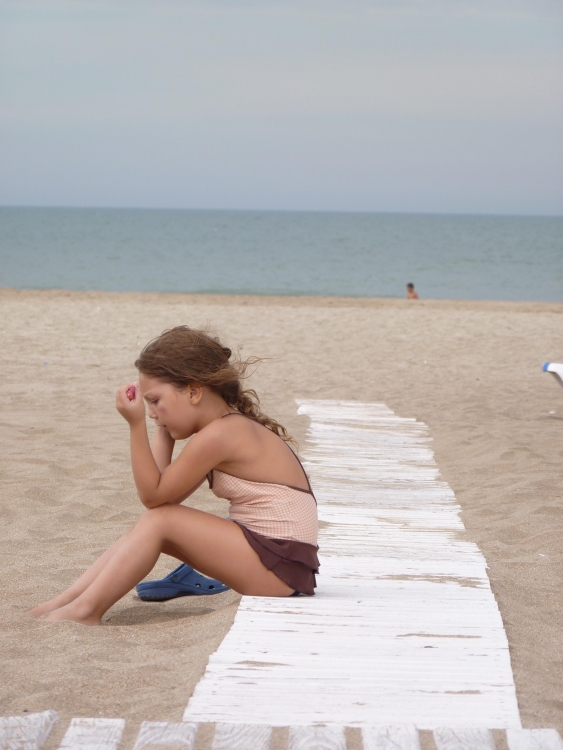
[200,412,281,456]
[195,412,258,446]
[174,414,254,474]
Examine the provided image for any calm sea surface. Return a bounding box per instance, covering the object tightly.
[1,207,561,301]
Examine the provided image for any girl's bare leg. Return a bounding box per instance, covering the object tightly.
[28,528,136,617]
[44,506,294,625]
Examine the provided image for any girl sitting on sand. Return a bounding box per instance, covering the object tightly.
[29,326,319,625]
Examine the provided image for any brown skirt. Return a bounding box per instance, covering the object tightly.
[235,522,319,596]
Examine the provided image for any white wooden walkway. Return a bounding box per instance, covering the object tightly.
[183,400,520,728]
[2,711,563,750]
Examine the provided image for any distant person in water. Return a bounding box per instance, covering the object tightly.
[406,283,419,300]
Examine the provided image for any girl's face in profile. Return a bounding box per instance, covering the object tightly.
[139,373,198,440]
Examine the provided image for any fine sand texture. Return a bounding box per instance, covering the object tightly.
[0,289,561,740]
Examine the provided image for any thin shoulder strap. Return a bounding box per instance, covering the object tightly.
[285,444,314,494]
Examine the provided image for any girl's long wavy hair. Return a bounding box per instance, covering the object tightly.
[135,326,294,443]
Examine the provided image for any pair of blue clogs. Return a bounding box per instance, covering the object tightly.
[136,564,229,601]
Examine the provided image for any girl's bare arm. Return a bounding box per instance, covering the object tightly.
[116,385,225,508]
[151,426,175,472]
[150,426,205,503]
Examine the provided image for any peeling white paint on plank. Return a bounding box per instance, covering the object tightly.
[183,400,520,728]
[58,719,125,750]
[288,725,346,750]
[212,723,272,750]
[507,730,563,750]
[362,725,420,750]
[434,728,496,750]
[133,722,197,750]
[0,710,58,750]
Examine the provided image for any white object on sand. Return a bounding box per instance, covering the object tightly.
[507,729,563,750]
[362,724,420,750]
[434,728,496,750]
[212,723,272,750]
[0,711,58,750]
[543,362,563,390]
[133,722,197,750]
[58,718,124,750]
[289,725,346,750]
[212,724,272,750]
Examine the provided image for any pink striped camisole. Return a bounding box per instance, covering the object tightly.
[207,469,318,547]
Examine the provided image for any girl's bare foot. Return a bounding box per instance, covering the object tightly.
[28,593,77,618]
[28,601,63,618]
[43,604,102,626]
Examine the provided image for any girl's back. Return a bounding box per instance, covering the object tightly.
[206,412,310,490]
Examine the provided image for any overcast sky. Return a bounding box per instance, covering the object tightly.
[1,0,562,215]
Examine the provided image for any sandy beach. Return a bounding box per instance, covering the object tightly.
[0,289,561,742]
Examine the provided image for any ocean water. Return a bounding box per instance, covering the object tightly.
[0,207,561,301]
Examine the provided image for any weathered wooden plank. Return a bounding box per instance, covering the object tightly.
[212,723,271,750]
[434,728,496,750]
[183,400,521,728]
[288,725,346,750]
[0,711,58,750]
[133,722,197,750]
[506,730,563,750]
[362,724,420,750]
[58,718,125,750]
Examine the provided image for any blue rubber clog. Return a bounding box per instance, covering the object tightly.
[135,563,230,601]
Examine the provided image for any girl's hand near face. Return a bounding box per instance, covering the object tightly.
[116,382,146,426]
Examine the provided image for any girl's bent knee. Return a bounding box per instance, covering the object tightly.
[138,504,177,528]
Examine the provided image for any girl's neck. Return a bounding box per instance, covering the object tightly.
[197,389,234,429]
